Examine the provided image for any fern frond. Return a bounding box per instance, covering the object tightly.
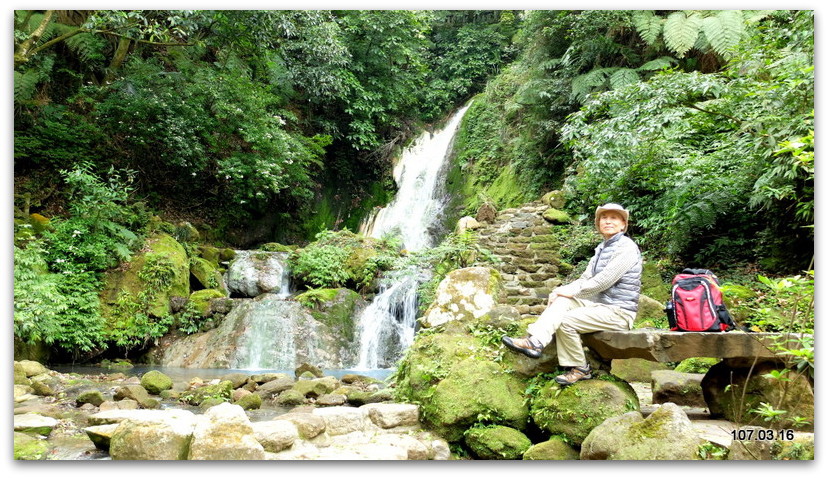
[14,69,43,102]
[702,10,745,58]
[64,32,106,64]
[609,68,640,89]
[633,11,663,46]
[663,11,704,58]
[571,67,615,102]
[637,56,677,71]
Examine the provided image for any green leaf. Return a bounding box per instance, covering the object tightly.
[702,11,745,58]
[663,11,704,58]
[609,68,640,89]
[633,11,663,46]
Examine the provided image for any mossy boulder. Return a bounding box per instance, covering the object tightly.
[188,289,227,317]
[114,385,159,409]
[174,221,200,242]
[140,370,173,395]
[540,190,566,209]
[421,267,503,328]
[235,392,262,410]
[580,403,703,460]
[274,390,306,407]
[100,233,190,318]
[14,432,49,460]
[634,294,667,328]
[190,257,228,294]
[675,357,720,374]
[295,288,364,342]
[529,376,639,445]
[197,245,221,264]
[259,242,298,253]
[542,208,571,224]
[464,425,532,460]
[651,370,706,407]
[180,380,234,406]
[523,437,580,460]
[76,389,106,407]
[427,358,529,442]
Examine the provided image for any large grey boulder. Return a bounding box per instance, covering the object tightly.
[188,403,265,460]
[225,250,290,297]
[251,420,299,453]
[580,402,703,460]
[421,267,503,328]
[109,417,195,460]
[312,406,368,436]
[361,403,419,429]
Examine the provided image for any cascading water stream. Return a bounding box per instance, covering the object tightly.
[228,252,302,370]
[354,103,471,370]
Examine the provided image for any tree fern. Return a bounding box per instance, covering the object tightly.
[702,11,745,58]
[571,67,615,102]
[633,11,663,46]
[609,68,639,89]
[663,11,704,58]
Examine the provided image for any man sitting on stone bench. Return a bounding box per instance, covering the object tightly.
[502,203,642,386]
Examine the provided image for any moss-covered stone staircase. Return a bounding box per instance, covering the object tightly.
[473,201,569,320]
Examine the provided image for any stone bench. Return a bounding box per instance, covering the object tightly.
[581,329,810,366]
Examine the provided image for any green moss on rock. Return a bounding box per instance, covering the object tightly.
[188,289,226,317]
[235,392,262,410]
[542,208,571,224]
[190,257,227,294]
[140,370,173,395]
[465,425,532,460]
[100,233,190,319]
[180,380,233,406]
[14,432,49,460]
[523,437,580,460]
[530,376,639,445]
[429,358,529,442]
[295,288,362,341]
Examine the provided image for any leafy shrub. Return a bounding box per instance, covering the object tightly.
[725,272,814,334]
[289,230,400,291]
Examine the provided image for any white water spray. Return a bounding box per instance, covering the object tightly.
[354,104,471,369]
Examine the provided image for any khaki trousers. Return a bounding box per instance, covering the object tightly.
[527,296,634,367]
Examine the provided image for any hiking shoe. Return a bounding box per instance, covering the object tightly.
[555,364,592,386]
[501,335,544,359]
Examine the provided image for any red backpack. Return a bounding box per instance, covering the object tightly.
[665,268,736,332]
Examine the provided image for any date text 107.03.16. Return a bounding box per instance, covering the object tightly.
[731,428,794,441]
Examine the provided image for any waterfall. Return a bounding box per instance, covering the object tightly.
[226,252,300,369]
[231,295,304,370]
[354,104,471,369]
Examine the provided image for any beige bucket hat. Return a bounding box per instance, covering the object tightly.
[594,203,629,231]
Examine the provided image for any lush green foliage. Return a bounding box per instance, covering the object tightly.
[561,11,813,270]
[14,165,153,357]
[289,230,401,291]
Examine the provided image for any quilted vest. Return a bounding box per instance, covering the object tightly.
[591,233,642,312]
